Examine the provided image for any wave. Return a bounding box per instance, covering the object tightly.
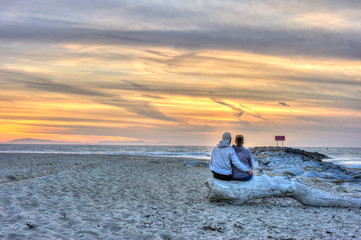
[0,150,211,159]
[1,145,360,166]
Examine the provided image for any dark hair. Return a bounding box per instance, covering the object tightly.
[235,135,244,146]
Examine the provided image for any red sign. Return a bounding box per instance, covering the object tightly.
[275,136,285,141]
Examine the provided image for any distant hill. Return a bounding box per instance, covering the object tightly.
[7,138,74,144]
[5,138,147,145]
[98,140,146,145]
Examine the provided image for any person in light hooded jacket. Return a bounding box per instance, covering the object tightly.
[209,132,253,181]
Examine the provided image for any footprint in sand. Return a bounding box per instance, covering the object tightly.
[76,230,100,238]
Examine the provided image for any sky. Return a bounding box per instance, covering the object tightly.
[0,0,360,147]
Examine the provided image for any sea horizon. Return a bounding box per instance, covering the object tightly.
[1,144,360,169]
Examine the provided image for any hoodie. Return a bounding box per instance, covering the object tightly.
[209,140,250,175]
[232,145,254,179]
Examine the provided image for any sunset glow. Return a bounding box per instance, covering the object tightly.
[1,0,360,146]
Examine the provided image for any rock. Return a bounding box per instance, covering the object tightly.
[309,167,323,172]
[347,170,361,179]
[6,175,17,181]
[326,168,344,175]
[300,171,355,182]
[26,222,36,229]
[325,173,355,181]
[249,147,356,183]
[204,176,361,208]
[302,162,323,169]
[302,171,327,178]
[282,170,296,176]
[258,158,271,166]
[332,180,345,185]
[251,147,329,162]
[183,160,209,168]
[274,168,305,176]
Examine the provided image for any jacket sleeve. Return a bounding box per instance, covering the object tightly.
[230,150,249,172]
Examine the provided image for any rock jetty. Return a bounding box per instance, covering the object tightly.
[193,147,361,207]
[251,147,357,182]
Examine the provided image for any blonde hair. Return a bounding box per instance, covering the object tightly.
[235,135,244,146]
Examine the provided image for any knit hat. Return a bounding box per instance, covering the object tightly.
[222,132,232,141]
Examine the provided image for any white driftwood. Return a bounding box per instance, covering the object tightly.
[205,176,361,208]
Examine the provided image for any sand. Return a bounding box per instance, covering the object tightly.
[0,153,360,239]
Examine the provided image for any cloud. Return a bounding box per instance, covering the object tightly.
[0,114,134,124]
[1,21,361,60]
[19,120,218,145]
[211,98,265,121]
[291,115,361,133]
[1,0,360,146]
[0,69,111,97]
[122,80,151,92]
[0,69,179,122]
[99,98,180,122]
[211,98,244,117]
[2,0,361,61]
[95,76,361,111]
[287,75,361,87]
[141,94,165,99]
[237,103,264,120]
[278,102,290,107]
[0,98,13,102]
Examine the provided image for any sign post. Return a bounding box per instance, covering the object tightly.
[275,136,285,147]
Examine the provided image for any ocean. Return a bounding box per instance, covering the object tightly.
[0,144,360,169]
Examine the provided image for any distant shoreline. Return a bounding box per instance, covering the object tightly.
[1,146,360,170]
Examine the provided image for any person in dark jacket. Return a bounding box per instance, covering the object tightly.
[232,135,254,181]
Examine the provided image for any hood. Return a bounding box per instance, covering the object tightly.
[217,140,230,148]
[232,145,244,153]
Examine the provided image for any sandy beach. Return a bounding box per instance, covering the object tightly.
[1,153,360,239]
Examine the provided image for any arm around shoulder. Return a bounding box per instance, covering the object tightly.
[230,150,249,172]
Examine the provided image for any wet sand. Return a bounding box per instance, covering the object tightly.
[0,153,360,239]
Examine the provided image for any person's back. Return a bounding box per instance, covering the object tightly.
[231,135,254,181]
[210,139,235,175]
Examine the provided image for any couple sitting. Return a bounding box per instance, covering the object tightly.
[209,132,254,181]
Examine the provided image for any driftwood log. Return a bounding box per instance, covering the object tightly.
[205,176,361,208]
